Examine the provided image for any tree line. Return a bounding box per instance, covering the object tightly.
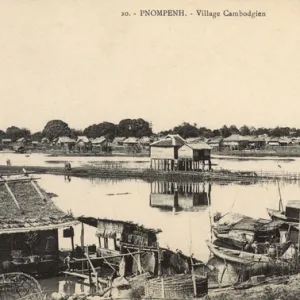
[1,119,300,142]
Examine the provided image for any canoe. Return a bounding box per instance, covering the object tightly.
[206,240,273,265]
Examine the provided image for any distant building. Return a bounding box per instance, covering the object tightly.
[76,136,91,151]
[1,138,12,146]
[222,134,250,150]
[207,136,223,151]
[91,136,110,151]
[56,137,76,150]
[248,135,267,149]
[41,137,50,144]
[123,137,139,146]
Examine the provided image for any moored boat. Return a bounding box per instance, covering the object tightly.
[206,240,275,265]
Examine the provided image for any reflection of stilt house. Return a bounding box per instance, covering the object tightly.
[150,135,212,171]
[0,174,76,276]
[150,181,211,212]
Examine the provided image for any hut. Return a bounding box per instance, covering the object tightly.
[91,136,110,152]
[76,136,91,152]
[207,136,223,151]
[112,137,126,146]
[56,137,76,151]
[150,181,211,212]
[150,134,186,170]
[222,134,250,150]
[0,174,76,276]
[1,138,12,145]
[248,136,267,149]
[177,142,212,171]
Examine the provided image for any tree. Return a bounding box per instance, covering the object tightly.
[172,122,199,138]
[199,127,214,138]
[42,120,71,141]
[0,130,6,140]
[83,122,117,140]
[220,125,231,138]
[31,131,43,141]
[6,126,31,142]
[229,125,240,135]
[239,125,250,136]
[117,118,152,138]
[70,129,83,140]
[212,129,221,136]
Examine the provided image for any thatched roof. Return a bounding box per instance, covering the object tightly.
[91,136,106,144]
[57,137,76,144]
[0,175,77,234]
[78,216,162,234]
[150,134,186,147]
[123,137,139,144]
[223,134,250,142]
[76,136,90,143]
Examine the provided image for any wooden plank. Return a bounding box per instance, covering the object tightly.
[63,271,108,284]
[74,251,143,262]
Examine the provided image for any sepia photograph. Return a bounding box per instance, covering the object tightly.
[0,0,299,299]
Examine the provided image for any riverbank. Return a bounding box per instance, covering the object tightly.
[0,164,297,183]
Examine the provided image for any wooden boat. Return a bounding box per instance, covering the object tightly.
[206,240,274,265]
[212,212,297,251]
[267,181,300,223]
[267,204,300,223]
[213,229,292,256]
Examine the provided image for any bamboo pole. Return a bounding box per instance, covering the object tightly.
[4,182,22,212]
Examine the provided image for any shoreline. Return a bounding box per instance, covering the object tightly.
[0,164,296,183]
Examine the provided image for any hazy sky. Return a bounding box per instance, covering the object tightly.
[0,0,299,133]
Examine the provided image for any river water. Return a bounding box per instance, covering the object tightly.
[1,152,300,294]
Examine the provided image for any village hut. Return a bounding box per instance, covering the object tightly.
[56,137,76,151]
[76,217,204,277]
[150,134,186,171]
[248,136,267,149]
[0,174,77,276]
[207,136,223,151]
[76,136,91,152]
[91,136,110,152]
[222,134,250,150]
[1,138,12,146]
[177,141,212,171]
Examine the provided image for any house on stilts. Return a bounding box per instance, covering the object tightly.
[150,134,212,171]
[0,173,77,276]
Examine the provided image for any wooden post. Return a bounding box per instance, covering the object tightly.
[161,276,165,299]
[190,257,197,297]
[157,243,162,276]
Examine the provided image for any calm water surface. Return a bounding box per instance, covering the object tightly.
[0,152,300,172]
[36,174,300,294]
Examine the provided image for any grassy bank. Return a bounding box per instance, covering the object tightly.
[206,274,300,300]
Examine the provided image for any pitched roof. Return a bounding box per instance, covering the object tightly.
[185,142,211,150]
[0,175,76,234]
[91,136,106,144]
[123,137,139,144]
[207,136,223,144]
[57,137,76,143]
[150,134,186,147]
[77,216,162,234]
[223,134,250,142]
[76,136,90,143]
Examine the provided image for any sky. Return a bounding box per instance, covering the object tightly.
[0,0,299,133]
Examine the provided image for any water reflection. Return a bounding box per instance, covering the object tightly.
[150,181,211,212]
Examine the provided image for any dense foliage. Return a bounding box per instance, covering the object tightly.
[1,120,300,142]
[42,120,71,141]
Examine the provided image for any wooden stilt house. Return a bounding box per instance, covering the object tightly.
[0,174,77,276]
